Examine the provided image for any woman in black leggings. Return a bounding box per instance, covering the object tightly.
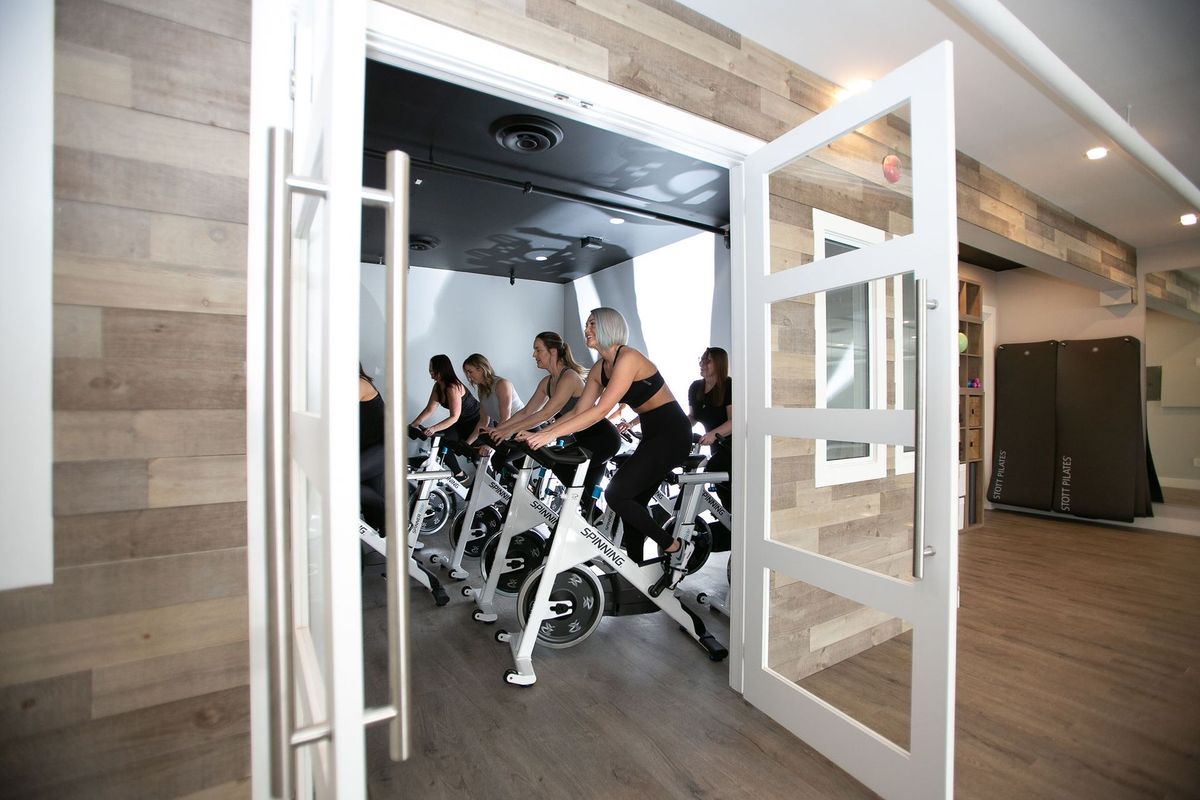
[522,307,692,564]
[410,354,480,481]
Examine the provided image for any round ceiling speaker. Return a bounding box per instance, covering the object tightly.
[409,235,440,252]
[490,115,565,154]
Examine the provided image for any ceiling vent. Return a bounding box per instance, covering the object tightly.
[409,235,440,252]
[490,115,564,154]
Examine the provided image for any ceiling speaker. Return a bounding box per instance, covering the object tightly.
[409,235,440,252]
[490,115,565,154]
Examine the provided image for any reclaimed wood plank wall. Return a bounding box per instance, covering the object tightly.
[1146,269,1200,316]
[0,1,251,797]
[384,0,1139,288]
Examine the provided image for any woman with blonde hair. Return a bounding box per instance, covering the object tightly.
[522,308,692,564]
[490,331,619,512]
[462,353,523,441]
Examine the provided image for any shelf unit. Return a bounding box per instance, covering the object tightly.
[958,278,985,529]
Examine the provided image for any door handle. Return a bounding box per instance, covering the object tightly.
[913,279,937,580]
[360,150,413,761]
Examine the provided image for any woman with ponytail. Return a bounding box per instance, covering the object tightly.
[489,331,619,512]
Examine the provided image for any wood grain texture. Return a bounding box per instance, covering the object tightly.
[148,455,248,507]
[0,2,255,796]
[56,94,248,179]
[0,672,92,743]
[0,595,248,688]
[55,409,245,462]
[55,147,249,224]
[92,640,249,718]
[54,502,247,568]
[0,687,249,800]
[0,549,246,630]
[365,511,1200,800]
[54,356,246,410]
[56,0,250,131]
[55,252,247,316]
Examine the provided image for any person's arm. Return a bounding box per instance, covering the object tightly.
[424,384,463,435]
[410,386,439,428]
[524,352,639,448]
[470,413,493,441]
[699,406,733,444]
[495,379,515,425]
[508,371,579,433]
[490,378,548,441]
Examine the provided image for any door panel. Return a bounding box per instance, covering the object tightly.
[737,42,958,800]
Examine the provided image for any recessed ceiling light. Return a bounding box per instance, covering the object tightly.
[1086,147,1108,160]
[609,217,624,225]
[414,178,423,185]
[1182,213,1198,226]
[535,255,548,261]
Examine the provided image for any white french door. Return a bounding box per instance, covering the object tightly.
[251,0,383,797]
[732,43,959,799]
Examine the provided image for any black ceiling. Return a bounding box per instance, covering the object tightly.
[361,60,730,283]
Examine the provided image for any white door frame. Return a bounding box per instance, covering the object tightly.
[737,43,960,799]
[249,4,958,796]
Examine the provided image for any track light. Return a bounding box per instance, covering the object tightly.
[581,236,603,250]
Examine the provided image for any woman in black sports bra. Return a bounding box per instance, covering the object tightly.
[522,307,693,564]
[488,331,619,510]
[359,364,387,533]
[410,354,480,481]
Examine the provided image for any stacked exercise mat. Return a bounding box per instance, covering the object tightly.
[988,337,1152,522]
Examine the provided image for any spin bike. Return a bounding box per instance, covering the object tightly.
[406,427,470,539]
[492,441,727,686]
[358,463,451,606]
[425,438,514,581]
[664,437,733,618]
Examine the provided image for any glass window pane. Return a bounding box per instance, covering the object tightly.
[769,435,914,582]
[766,569,912,751]
[767,102,913,275]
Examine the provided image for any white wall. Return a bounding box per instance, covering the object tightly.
[563,232,728,405]
[1,1,54,590]
[995,267,1144,343]
[1146,308,1200,487]
[361,264,565,446]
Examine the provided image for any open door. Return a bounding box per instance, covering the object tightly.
[731,43,959,799]
[251,0,416,796]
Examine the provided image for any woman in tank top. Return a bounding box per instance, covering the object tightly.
[488,331,620,512]
[688,346,733,512]
[462,353,523,443]
[359,364,387,533]
[521,307,692,565]
[410,354,480,481]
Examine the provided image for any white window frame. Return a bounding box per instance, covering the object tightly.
[812,209,888,488]
[893,273,916,475]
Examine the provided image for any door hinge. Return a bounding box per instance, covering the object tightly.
[289,70,296,101]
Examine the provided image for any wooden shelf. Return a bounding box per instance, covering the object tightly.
[958,276,986,530]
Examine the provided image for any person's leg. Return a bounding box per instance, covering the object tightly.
[360,444,386,532]
[604,405,691,561]
[574,420,621,514]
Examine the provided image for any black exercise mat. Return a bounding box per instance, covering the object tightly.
[1053,337,1142,521]
[988,340,1058,510]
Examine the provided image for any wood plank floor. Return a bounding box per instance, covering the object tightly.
[361,510,1200,799]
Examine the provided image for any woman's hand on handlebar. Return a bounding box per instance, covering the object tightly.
[698,430,718,446]
[521,429,556,451]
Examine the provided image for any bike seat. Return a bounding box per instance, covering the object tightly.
[511,440,592,470]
